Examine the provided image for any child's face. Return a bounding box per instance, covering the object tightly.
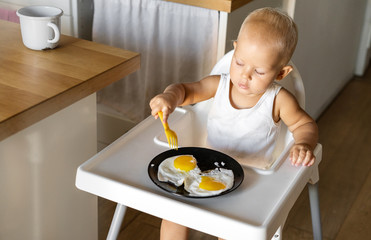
[230,25,291,97]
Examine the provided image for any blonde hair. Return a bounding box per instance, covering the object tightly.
[239,7,298,65]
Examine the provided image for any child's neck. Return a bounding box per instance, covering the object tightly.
[229,83,264,109]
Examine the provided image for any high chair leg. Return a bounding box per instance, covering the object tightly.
[271,226,282,240]
[107,203,126,240]
[308,183,322,240]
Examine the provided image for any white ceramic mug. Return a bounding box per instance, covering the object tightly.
[16,6,63,50]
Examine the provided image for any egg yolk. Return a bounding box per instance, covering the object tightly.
[199,176,226,191]
[174,155,196,171]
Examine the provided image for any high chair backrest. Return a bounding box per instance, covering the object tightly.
[190,50,306,167]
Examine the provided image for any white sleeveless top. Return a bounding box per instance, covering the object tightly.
[207,74,282,166]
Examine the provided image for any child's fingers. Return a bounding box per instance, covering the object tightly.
[151,107,163,119]
[151,108,158,117]
[290,147,316,167]
[149,100,170,122]
[305,159,315,167]
[149,98,161,117]
[290,149,299,166]
[295,150,307,166]
[290,148,303,166]
[302,152,315,166]
[161,109,170,123]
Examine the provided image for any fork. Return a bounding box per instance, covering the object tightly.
[158,111,178,150]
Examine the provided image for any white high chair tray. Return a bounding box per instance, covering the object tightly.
[76,108,321,240]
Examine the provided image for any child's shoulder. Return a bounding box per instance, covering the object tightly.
[190,74,222,101]
[200,74,222,88]
[275,86,302,112]
[276,86,296,101]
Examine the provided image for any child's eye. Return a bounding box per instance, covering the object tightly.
[255,70,265,75]
[235,60,244,66]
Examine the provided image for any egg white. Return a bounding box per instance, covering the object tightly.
[184,168,234,196]
[157,155,200,187]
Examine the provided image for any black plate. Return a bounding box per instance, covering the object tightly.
[148,147,244,198]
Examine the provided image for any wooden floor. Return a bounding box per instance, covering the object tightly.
[98,66,371,240]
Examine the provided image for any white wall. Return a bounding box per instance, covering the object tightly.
[292,0,367,119]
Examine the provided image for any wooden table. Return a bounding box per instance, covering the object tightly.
[0,20,140,141]
[0,20,140,240]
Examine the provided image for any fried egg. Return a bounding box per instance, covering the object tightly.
[157,155,201,187]
[184,168,234,196]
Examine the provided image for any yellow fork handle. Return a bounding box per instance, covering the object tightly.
[158,111,169,130]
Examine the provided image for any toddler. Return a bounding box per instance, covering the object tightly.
[150,7,318,240]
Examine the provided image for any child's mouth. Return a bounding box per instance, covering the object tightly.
[238,83,248,90]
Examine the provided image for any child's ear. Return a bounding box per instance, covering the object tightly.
[233,40,237,49]
[276,65,293,81]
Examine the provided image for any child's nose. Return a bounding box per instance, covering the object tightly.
[242,68,253,80]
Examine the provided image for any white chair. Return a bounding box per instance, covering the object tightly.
[76,50,322,240]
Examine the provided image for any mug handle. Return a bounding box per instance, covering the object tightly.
[47,22,60,44]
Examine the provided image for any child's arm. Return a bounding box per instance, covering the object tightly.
[275,89,319,167]
[149,75,220,122]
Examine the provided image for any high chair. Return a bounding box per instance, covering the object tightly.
[76,50,322,240]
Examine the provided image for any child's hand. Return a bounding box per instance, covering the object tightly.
[289,144,315,167]
[149,93,178,122]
